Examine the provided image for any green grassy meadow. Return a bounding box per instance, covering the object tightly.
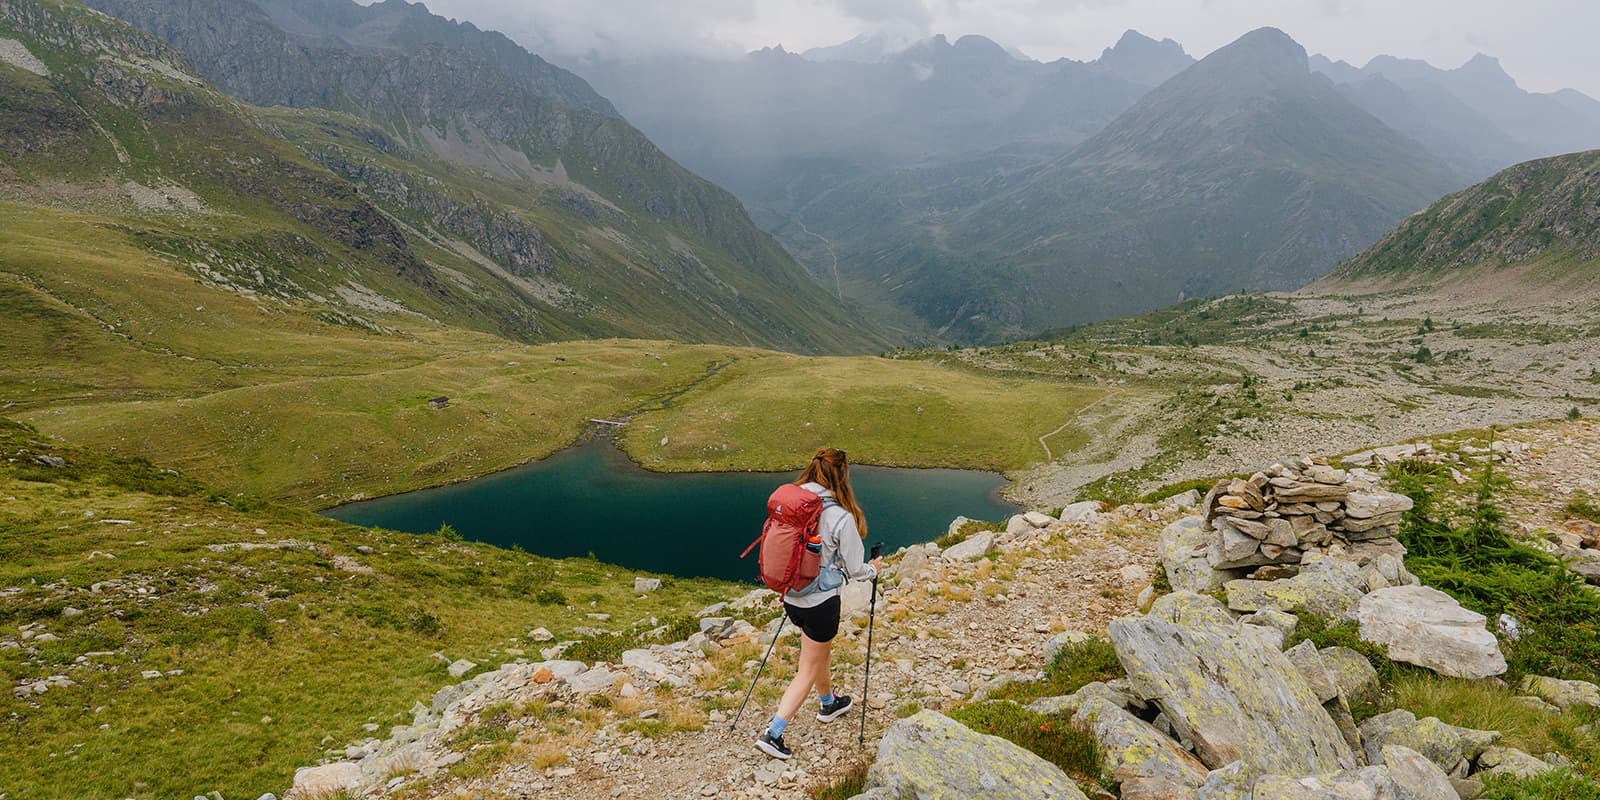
[0,419,742,799]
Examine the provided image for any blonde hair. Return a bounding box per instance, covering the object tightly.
[796,447,867,537]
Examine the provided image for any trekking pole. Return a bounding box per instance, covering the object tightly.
[730,614,785,732]
[859,542,884,748]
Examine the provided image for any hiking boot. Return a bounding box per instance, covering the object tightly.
[755,731,792,760]
[816,694,854,722]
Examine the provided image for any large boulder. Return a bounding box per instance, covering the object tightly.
[1519,675,1600,710]
[1059,501,1105,525]
[1073,696,1208,793]
[1108,616,1357,775]
[1160,516,1239,594]
[1381,744,1459,800]
[1355,586,1507,679]
[863,711,1089,800]
[944,532,996,562]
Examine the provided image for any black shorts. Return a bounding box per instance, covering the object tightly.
[784,595,841,643]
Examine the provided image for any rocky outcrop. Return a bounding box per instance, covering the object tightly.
[1355,585,1507,679]
[859,711,1089,800]
[1107,615,1357,775]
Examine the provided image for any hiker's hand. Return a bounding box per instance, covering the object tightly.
[869,556,884,573]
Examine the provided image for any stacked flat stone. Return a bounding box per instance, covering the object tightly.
[1201,456,1413,570]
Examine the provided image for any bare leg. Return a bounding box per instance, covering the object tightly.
[776,633,833,722]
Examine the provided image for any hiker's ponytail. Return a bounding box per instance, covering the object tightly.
[796,447,867,537]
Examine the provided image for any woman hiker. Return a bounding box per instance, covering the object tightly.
[756,447,884,760]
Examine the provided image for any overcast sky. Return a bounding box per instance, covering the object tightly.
[413,0,1600,98]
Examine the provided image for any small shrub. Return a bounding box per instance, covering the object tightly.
[984,636,1122,705]
[950,702,1101,783]
[1571,407,1585,421]
[1566,493,1600,524]
[435,523,463,542]
[534,589,568,606]
[809,759,872,800]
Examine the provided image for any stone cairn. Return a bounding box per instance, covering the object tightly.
[1201,456,1414,572]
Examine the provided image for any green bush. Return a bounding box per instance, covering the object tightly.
[534,589,568,606]
[950,702,1102,784]
[1389,460,1600,683]
[983,636,1122,705]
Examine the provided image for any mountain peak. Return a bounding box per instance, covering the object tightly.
[1187,26,1309,86]
[1456,52,1518,89]
[1093,28,1193,86]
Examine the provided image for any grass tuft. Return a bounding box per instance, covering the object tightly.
[949,702,1102,785]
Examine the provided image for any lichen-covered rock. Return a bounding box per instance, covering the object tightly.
[1345,491,1414,520]
[1475,746,1553,780]
[1356,586,1507,679]
[1224,571,1365,619]
[1073,696,1208,791]
[1161,516,1240,594]
[1195,760,1256,800]
[1382,744,1459,800]
[1358,710,1497,774]
[1283,641,1339,704]
[1027,680,1148,717]
[1319,647,1381,707]
[1149,591,1236,629]
[1251,766,1395,799]
[1519,674,1600,710]
[864,711,1089,800]
[1108,616,1357,774]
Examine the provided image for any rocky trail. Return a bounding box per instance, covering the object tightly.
[283,420,1599,800]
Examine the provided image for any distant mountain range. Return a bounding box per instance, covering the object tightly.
[584,27,1600,342]
[2,0,883,353]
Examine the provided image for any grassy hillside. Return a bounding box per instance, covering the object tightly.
[1325,148,1600,285]
[0,418,743,799]
[0,0,884,354]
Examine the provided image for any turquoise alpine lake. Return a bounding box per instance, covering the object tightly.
[325,440,1019,582]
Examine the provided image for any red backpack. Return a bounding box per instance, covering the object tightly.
[741,483,826,593]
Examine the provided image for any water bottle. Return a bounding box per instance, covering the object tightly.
[806,533,823,554]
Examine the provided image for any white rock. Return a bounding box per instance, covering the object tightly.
[1005,515,1032,536]
[1058,501,1104,525]
[528,627,554,641]
[633,577,662,593]
[447,659,476,679]
[291,762,364,797]
[568,667,619,695]
[942,532,995,562]
[1356,586,1506,679]
[1023,511,1055,528]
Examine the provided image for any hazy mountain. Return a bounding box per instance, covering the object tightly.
[800,31,914,63]
[1312,52,1600,179]
[12,0,882,353]
[1093,29,1194,87]
[794,27,1464,341]
[580,32,1168,224]
[1325,149,1600,284]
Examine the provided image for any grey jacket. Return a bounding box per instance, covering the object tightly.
[785,482,877,608]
